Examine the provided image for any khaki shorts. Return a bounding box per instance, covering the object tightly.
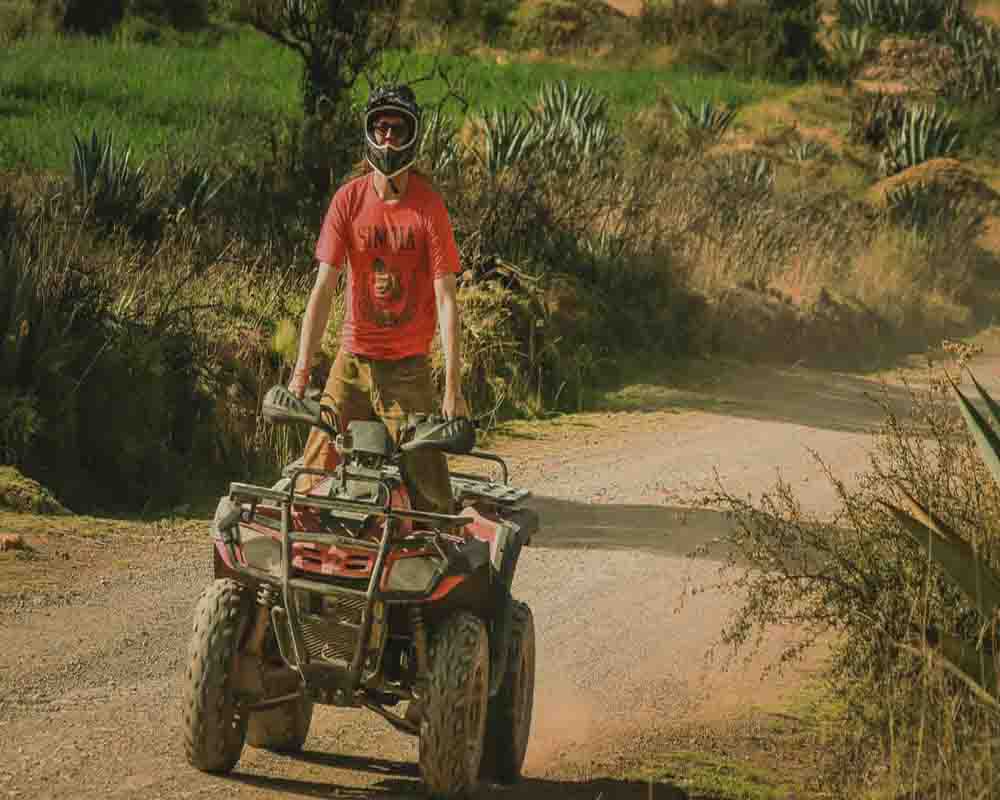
[301,350,452,513]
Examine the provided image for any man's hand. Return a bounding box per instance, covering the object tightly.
[442,385,469,419]
[289,364,310,399]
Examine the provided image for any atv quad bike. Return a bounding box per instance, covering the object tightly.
[181,386,537,798]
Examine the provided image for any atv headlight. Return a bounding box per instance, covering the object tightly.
[385,555,444,594]
[242,533,281,573]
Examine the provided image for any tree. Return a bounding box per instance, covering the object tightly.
[234,0,401,115]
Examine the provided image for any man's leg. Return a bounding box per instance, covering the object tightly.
[372,356,453,514]
[300,350,375,492]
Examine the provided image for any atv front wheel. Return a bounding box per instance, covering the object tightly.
[247,690,313,752]
[419,612,489,798]
[481,600,535,783]
[181,578,250,773]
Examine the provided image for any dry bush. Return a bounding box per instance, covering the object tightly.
[639,0,829,78]
[432,86,697,413]
[651,153,875,297]
[1,171,313,507]
[632,136,992,365]
[510,0,631,52]
[0,0,40,41]
[706,353,1000,796]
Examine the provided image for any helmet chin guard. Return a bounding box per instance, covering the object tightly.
[364,84,422,180]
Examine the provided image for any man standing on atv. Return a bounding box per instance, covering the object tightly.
[287,84,467,513]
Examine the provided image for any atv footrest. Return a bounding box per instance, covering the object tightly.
[451,474,530,505]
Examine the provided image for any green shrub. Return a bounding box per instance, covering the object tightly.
[127,0,209,30]
[0,465,69,514]
[639,0,829,80]
[0,391,41,466]
[765,0,829,80]
[45,0,125,34]
[404,0,515,43]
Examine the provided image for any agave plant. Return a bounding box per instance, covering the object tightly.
[72,129,147,222]
[879,105,960,176]
[717,153,775,190]
[829,26,873,79]
[535,80,609,131]
[478,109,539,176]
[942,20,1000,102]
[835,26,873,59]
[532,80,617,170]
[787,138,829,162]
[419,108,462,177]
[838,0,883,28]
[173,164,229,224]
[849,90,907,149]
[885,181,968,230]
[537,112,616,172]
[883,372,1000,702]
[671,99,738,141]
[839,0,952,33]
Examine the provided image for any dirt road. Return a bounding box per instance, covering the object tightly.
[3,348,995,799]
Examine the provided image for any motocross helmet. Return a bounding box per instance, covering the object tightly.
[364,84,421,180]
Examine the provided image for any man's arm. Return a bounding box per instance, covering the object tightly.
[289,262,338,397]
[434,273,469,419]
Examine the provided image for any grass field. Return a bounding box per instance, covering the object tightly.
[0,27,784,172]
[0,31,300,172]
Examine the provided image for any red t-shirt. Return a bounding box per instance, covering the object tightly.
[314,173,461,360]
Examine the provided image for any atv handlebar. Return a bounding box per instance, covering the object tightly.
[262,385,339,438]
[262,385,477,456]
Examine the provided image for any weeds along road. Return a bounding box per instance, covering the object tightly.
[3,349,997,799]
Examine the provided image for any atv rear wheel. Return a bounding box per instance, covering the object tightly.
[419,612,489,799]
[182,578,250,773]
[481,600,535,783]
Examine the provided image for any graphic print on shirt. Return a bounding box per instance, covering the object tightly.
[358,224,419,329]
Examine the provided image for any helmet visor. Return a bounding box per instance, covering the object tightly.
[365,108,418,151]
